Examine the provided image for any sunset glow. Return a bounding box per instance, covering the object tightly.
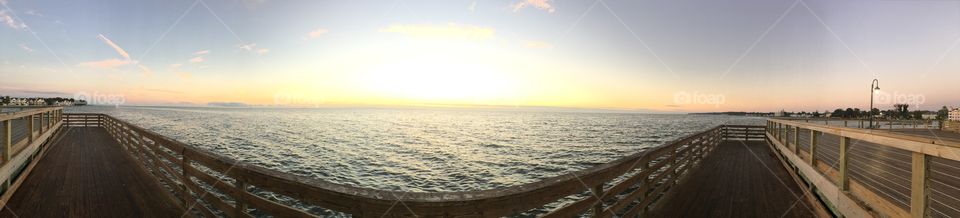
[2,0,959,112]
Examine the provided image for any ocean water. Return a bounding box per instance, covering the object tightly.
[66,106,764,192]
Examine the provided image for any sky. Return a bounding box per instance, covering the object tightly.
[1,0,959,112]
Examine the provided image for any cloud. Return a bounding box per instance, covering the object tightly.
[380,23,495,40]
[78,58,131,69]
[239,43,269,55]
[193,50,210,55]
[303,28,328,40]
[240,43,257,51]
[170,63,183,68]
[96,34,131,61]
[523,40,554,49]
[0,10,27,30]
[87,33,151,77]
[24,10,41,17]
[18,43,33,52]
[189,56,204,63]
[468,1,477,12]
[510,0,555,13]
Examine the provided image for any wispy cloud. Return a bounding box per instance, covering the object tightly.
[193,49,210,55]
[23,10,41,17]
[81,34,151,75]
[189,56,205,63]
[170,63,183,68]
[523,40,554,49]
[97,34,132,61]
[468,1,477,12]
[0,10,27,30]
[18,43,33,52]
[240,43,257,51]
[303,28,328,40]
[78,58,130,69]
[239,43,269,55]
[510,0,555,13]
[380,23,495,40]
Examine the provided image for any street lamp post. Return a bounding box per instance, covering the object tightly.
[869,79,880,129]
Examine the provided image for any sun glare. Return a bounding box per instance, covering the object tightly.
[361,56,519,104]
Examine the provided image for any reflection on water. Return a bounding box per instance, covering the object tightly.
[67,106,763,192]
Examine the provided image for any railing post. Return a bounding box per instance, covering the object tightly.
[780,124,786,143]
[182,152,194,210]
[235,179,248,216]
[592,183,604,217]
[839,136,850,191]
[844,120,848,127]
[38,112,44,133]
[28,114,34,143]
[794,126,800,154]
[860,120,864,128]
[809,130,818,165]
[3,120,10,162]
[910,152,929,218]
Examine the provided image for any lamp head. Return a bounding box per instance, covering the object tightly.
[873,86,880,94]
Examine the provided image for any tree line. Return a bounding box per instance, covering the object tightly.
[787,104,949,120]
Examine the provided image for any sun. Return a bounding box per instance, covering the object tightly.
[361,56,519,104]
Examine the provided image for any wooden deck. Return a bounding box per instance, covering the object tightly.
[0,127,182,217]
[646,140,817,217]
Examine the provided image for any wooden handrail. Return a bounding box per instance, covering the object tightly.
[65,113,752,217]
[0,107,64,209]
[766,118,960,218]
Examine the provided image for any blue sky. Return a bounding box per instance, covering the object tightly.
[2,0,959,111]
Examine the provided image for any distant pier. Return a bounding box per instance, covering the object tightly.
[0,107,956,217]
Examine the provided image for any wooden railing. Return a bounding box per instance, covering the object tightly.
[766,119,960,218]
[721,125,766,141]
[63,113,755,217]
[0,107,64,207]
[777,117,939,130]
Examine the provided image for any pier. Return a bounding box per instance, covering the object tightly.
[0,107,957,217]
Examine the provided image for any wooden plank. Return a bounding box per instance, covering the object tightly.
[182,173,239,217]
[810,130,818,165]
[184,164,240,197]
[840,136,851,191]
[3,120,9,162]
[911,152,928,218]
[1,127,182,217]
[766,132,873,218]
[794,126,800,154]
[241,191,314,217]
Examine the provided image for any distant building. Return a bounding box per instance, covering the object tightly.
[775,110,786,117]
[950,108,960,121]
[922,113,938,120]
